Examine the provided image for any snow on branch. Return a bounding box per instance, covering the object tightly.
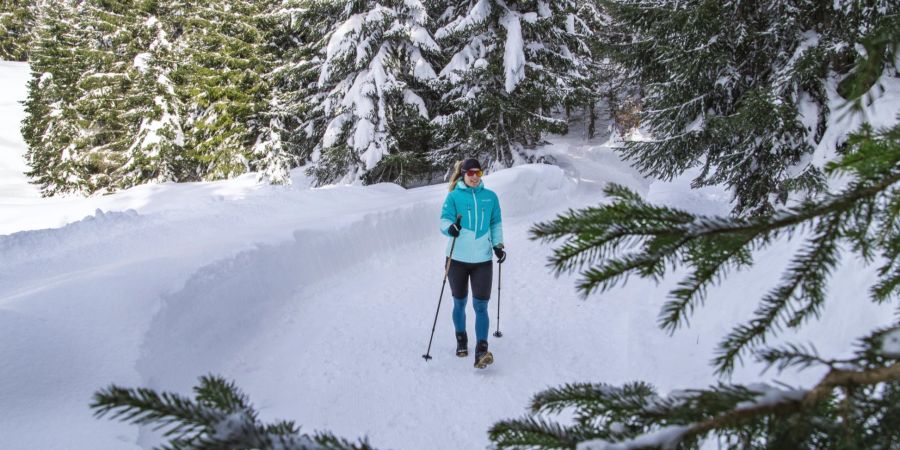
[500,11,525,93]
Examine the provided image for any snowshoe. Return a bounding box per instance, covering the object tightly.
[474,340,493,369]
[456,332,468,357]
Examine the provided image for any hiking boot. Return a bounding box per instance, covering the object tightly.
[455,332,468,357]
[474,340,493,369]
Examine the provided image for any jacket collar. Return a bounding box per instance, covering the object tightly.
[456,179,484,192]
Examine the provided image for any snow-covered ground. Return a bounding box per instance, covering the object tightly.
[0,62,895,450]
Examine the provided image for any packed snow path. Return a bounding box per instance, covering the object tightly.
[1,61,893,449]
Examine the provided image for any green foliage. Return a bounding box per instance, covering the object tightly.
[303,0,441,186]
[22,0,87,195]
[20,0,616,193]
[431,0,597,168]
[532,124,900,374]
[171,0,274,182]
[603,0,898,215]
[93,374,376,450]
[492,5,900,446]
[491,326,900,449]
[22,0,191,195]
[0,0,32,61]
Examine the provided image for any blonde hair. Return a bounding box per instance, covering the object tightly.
[448,160,464,191]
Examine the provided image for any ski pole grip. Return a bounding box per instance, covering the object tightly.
[455,214,461,227]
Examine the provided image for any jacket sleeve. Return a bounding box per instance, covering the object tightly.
[489,192,503,247]
[440,192,457,237]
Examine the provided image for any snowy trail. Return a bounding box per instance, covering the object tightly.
[129,164,659,450]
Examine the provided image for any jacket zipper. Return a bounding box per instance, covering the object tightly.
[467,207,472,229]
[471,191,479,232]
[480,208,485,231]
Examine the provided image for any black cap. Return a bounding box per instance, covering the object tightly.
[461,158,481,172]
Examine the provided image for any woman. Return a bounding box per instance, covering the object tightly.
[440,158,506,369]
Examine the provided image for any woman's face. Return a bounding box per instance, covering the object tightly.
[463,168,482,187]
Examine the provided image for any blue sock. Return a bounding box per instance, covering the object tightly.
[452,297,467,333]
[473,298,489,342]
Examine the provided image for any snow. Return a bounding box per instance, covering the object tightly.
[435,0,491,39]
[736,383,806,409]
[410,48,437,81]
[883,328,900,358]
[538,1,552,18]
[500,12,525,93]
[438,37,486,83]
[133,52,151,71]
[1,63,896,450]
[320,13,365,85]
[577,425,688,450]
[409,26,439,53]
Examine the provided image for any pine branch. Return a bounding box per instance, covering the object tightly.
[688,363,900,444]
[755,343,835,373]
[530,382,658,426]
[489,416,584,450]
[92,385,223,439]
[714,213,843,374]
[531,125,899,374]
[569,363,900,450]
[93,375,376,450]
[660,232,755,333]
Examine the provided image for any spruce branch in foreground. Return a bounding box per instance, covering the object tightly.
[490,326,900,450]
[531,124,900,375]
[92,374,375,450]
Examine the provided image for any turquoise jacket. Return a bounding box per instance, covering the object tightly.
[441,179,503,263]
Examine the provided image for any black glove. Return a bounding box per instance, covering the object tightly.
[448,215,462,237]
[493,245,506,264]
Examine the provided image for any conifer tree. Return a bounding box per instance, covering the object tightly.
[67,0,155,194]
[22,0,87,195]
[93,375,377,449]
[430,0,597,168]
[576,0,639,139]
[168,0,274,181]
[488,19,900,444]
[604,0,898,215]
[23,0,186,194]
[0,0,32,61]
[306,0,441,186]
[124,7,187,186]
[261,0,346,185]
[489,123,900,449]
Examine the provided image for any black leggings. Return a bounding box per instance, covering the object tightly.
[447,259,492,300]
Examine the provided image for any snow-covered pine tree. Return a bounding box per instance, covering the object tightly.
[430,0,596,168]
[23,0,185,195]
[93,375,377,449]
[576,0,639,139]
[491,124,900,449]
[259,0,346,185]
[123,6,187,186]
[489,23,900,447]
[307,0,441,186]
[606,0,898,215]
[65,0,159,194]
[22,0,87,195]
[0,0,32,61]
[168,0,274,181]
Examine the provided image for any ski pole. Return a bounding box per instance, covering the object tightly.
[493,260,503,337]
[423,215,461,361]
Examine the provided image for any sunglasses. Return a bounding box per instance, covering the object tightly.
[465,169,483,177]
